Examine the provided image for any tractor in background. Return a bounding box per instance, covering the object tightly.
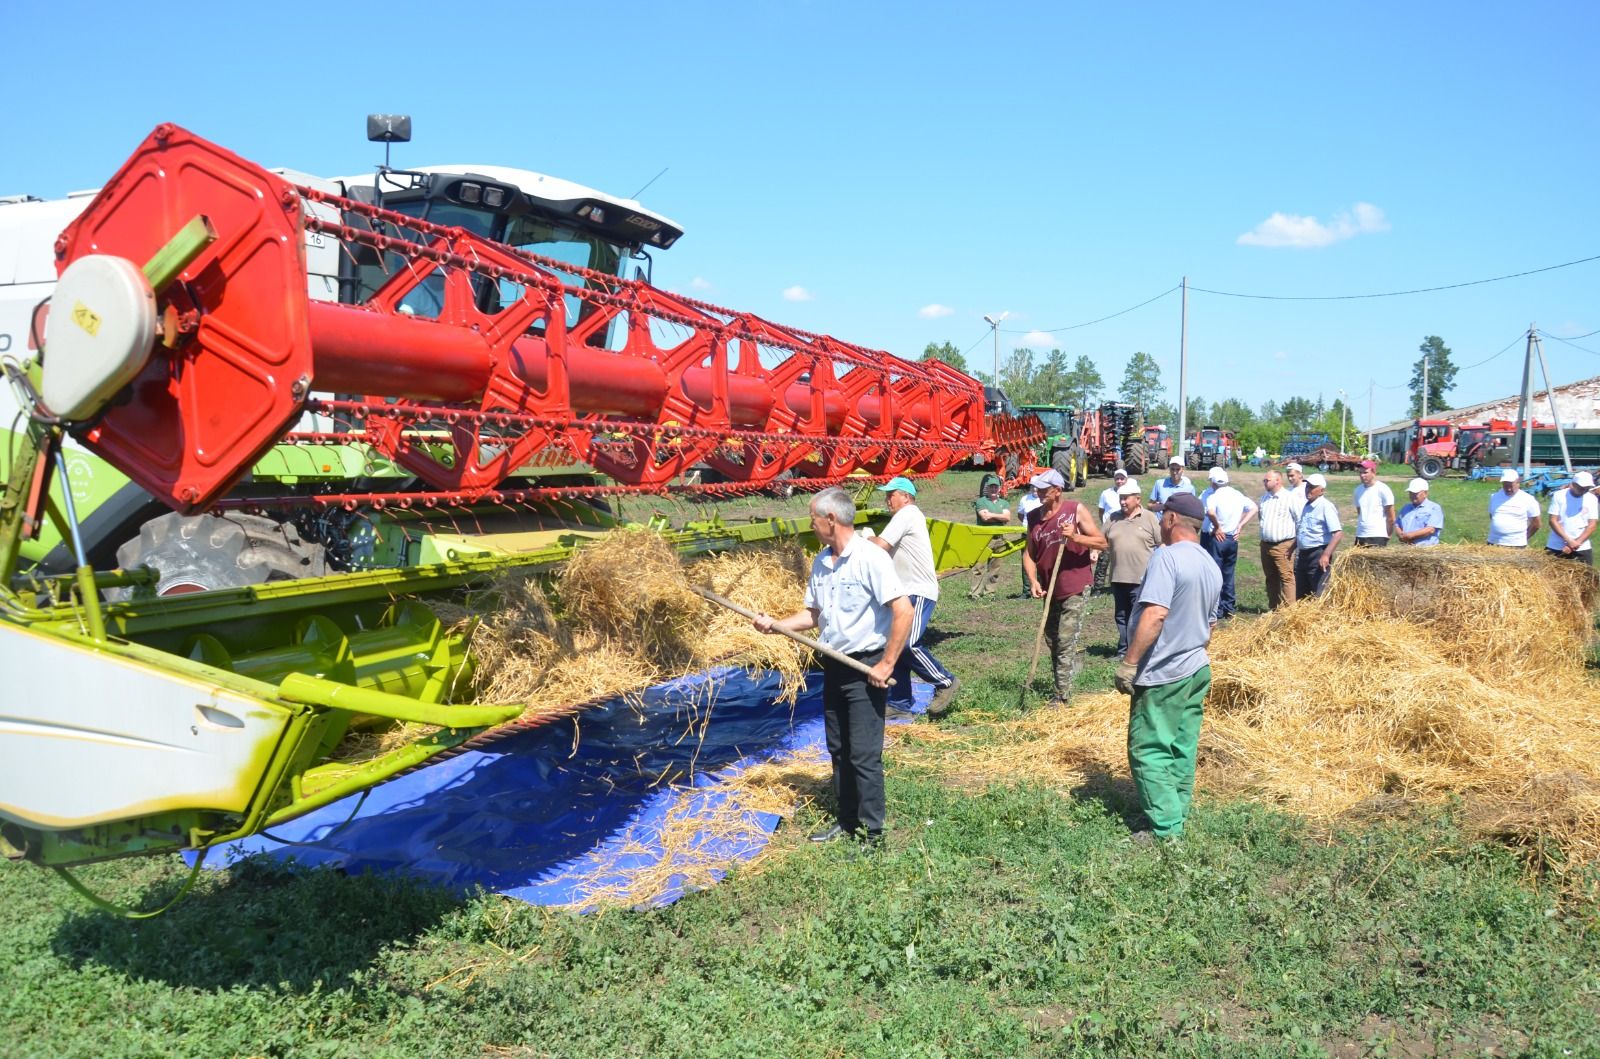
[1185,425,1237,471]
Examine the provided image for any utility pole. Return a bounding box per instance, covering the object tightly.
[1338,388,1348,453]
[1421,353,1430,418]
[1531,326,1574,473]
[1176,276,1188,461]
[1513,326,1535,476]
[1367,381,1374,456]
[982,312,1009,388]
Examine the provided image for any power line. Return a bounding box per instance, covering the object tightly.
[961,330,992,357]
[1457,331,1532,371]
[1545,332,1600,357]
[1555,326,1600,341]
[1001,285,1180,334]
[1188,253,1600,301]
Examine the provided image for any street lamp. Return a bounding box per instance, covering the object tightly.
[1337,388,1348,454]
[982,312,1009,387]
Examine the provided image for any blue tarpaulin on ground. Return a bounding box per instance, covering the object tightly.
[195,668,929,908]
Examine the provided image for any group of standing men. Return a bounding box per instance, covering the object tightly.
[751,456,1600,852]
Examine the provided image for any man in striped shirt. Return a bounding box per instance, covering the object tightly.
[1256,470,1304,609]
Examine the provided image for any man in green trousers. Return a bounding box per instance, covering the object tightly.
[1113,490,1221,842]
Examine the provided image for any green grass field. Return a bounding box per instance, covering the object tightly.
[4,469,1597,1058]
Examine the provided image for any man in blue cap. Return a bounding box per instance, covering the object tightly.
[871,476,959,717]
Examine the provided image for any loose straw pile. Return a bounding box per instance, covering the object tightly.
[898,545,1600,876]
[454,529,812,707]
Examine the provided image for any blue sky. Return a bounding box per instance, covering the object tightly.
[4,1,1595,428]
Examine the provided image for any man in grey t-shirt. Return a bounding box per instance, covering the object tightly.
[1113,491,1221,841]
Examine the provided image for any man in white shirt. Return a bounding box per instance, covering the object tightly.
[1546,471,1599,564]
[1487,469,1543,548]
[1199,467,1257,620]
[1015,484,1043,596]
[871,477,958,716]
[758,487,911,844]
[1351,460,1396,547]
[1283,462,1307,500]
[1256,470,1304,609]
[1099,469,1129,523]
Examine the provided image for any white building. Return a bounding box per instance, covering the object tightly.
[1367,374,1600,464]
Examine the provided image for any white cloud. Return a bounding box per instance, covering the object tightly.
[782,285,814,302]
[690,276,713,291]
[1272,350,1289,361]
[1237,202,1390,249]
[918,303,955,319]
[1017,330,1056,348]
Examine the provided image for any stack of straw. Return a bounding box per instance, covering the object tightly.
[898,545,1600,875]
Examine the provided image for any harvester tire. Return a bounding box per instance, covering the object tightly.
[1124,441,1148,476]
[1004,451,1020,483]
[1317,460,1332,473]
[1414,454,1445,481]
[112,513,327,599]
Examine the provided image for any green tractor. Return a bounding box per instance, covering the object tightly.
[1017,405,1087,488]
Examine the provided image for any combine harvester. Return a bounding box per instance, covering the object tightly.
[0,122,1041,879]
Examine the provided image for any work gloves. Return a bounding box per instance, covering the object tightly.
[1114,660,1138,695]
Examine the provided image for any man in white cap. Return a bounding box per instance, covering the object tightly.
[1283,462,1307,500]
[1294,472,1343,598]
[1395,478,1445,547]
[1092,468,1130,588]
[1149,456,1195,514]
[1351,460,1396,547]
[870,476,958,715]
[1023,467,1107,704]
[1487,469,1543,548]
[1103,477,1161,656]
[1546,471,1598,563]
[1199,466,1257,620]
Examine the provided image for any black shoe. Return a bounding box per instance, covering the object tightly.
[853,830,885,854]
[885,705,919,722]
[926,677,960,717]
[809,823,849,843]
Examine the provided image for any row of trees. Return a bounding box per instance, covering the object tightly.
[921,335,1460,453]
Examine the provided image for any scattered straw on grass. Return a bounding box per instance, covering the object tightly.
[899,544,1600,875]
[554,746,832,913]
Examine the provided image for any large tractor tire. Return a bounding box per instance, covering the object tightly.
[1050,447,1074,484]
[113,513,327,598]
[1414,454,1445,481]
[1004,451,1020,483]
[1124,441,1148,476]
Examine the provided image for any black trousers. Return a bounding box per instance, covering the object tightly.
[822,652,888,834]
[1294,549,1330,599]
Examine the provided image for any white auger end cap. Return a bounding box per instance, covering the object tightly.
[42,254,156,421]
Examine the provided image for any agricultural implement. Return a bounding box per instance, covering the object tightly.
[0,123,1037,875]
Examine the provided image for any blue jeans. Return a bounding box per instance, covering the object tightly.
[889,595,954,709]
[1203,533,1238,618]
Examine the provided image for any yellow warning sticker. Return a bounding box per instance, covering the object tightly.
[72,301,102,337]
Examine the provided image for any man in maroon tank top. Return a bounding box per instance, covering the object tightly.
[1022,469,1107,705]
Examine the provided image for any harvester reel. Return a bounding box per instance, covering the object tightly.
[113,513,327,598]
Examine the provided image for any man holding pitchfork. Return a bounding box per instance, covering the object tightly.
[1021,469,1106,707]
